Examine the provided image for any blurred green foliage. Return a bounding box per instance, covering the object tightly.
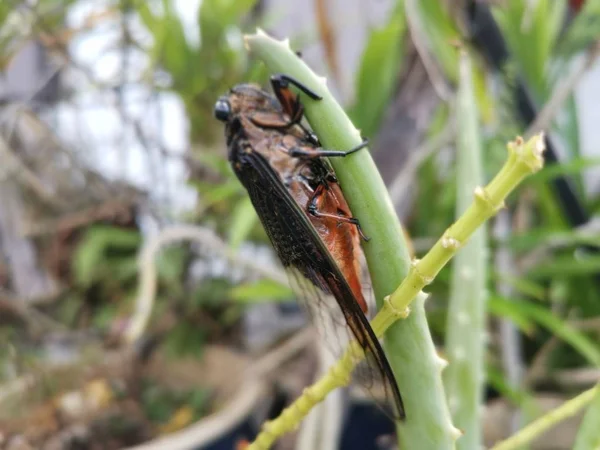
[0,0,599,438]
[137,0,258,144]
[349,3,406,138]
[0,0,77,69]
[140,377,210,423]
[409,0,600,406]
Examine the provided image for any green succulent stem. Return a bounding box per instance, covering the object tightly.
[243,30,545,450]
[491,384,599,450]
[443,50,488,450]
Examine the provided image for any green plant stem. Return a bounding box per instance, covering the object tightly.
[443,51,487,450]
[244,30,545,450]
[491,385,599,450]
[573,383,600,450]
[244,29,456,450]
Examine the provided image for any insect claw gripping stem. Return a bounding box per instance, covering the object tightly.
[351,218,371,241]
[325,138,370,157]
[270,74,323,100]
[289,138,370,158]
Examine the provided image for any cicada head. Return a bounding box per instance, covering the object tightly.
[214,83,280,125]
[213,96,232,122]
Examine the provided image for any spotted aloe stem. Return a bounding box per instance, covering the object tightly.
[244,30,545,450]
[441,51,488,450]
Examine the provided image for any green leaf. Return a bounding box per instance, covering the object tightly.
[193,152,235,177]
[199,0,257,43]
[72,226,140,287]
[529,253,600,278]
[506,228,600,253]
[163,324,207,358]
[155,247,186,285]
[487,366,543,424]
[493,0,565,100]
[492,273,547,301]
[188,388,211,417]
[411,0,461,81]
[111,257,140,282]
[490,295,600,367]
[558,94,582,161]
[529,156,600,183]
[230,279,293,303]
[558,0,600,55]
[487,365,534,408]
[136,2,157,32]
[228,196,258,249]
[200,180,243,207]
[488,295,535,335]
[350,5,406,137]
[136,1,193,86]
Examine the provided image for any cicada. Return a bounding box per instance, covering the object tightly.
[214,74,404,419]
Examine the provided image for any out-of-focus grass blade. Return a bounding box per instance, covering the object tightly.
[200,180,243,207]
[492,274,547,301]
[443,51,487,450]
[560,95,582,162]
[488,295,535,335]
[137,0,193,82]
[349,3,405,138]
[529,156,600,183]
[557,0,600,55]
[493,0,566,99]
[487,366,544,428]
[199,0,257,42]
[487,366,536,410]
[408,0,460,81]
[230,279,293,303]
[228,197,258,249]
[529,254,600,278]
[490,295,600,367]
[506,228,600,252]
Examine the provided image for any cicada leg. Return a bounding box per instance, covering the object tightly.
[269,74,322,128]
[287,138,369,159]
[307,184,370,241]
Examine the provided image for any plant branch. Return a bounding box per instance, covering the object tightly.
[491,385,599,450]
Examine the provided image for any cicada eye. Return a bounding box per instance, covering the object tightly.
[214,98,231,122]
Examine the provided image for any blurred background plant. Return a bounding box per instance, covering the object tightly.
[0,0,598,449]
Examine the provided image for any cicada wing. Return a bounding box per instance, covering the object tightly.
[234,150,405,420]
